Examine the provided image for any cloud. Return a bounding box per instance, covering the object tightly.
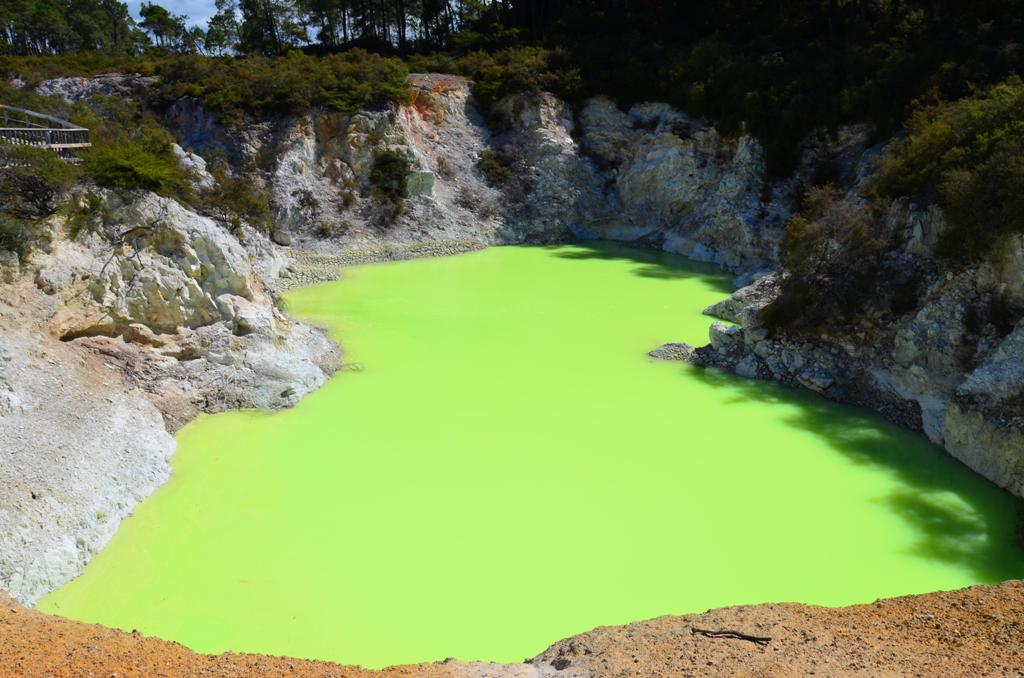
[127,0,218,28]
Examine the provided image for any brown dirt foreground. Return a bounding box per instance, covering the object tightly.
[2,582,1023,678]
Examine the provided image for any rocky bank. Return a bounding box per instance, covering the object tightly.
[1,188,339,605]
[0,68,1021,669]
[652,154,1024,500]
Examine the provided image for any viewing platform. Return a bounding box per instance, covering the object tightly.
[0,104,90,157]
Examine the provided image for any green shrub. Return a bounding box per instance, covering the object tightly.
[0,144,81,217]
[369,149,410,201]
[81,146,179,193]
[198,158,272,232]
[762,185,890,332]
[81,123,189,195]
[151,51,410,128]
[407,47,582,117]
[476,148,513,186]
[0,214,31,259]
[875,77,1024,263]
[0,54,160,86]
[368,150,410,226]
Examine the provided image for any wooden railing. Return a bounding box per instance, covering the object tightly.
[0,104,91,150]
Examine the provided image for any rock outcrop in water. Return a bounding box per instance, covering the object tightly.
[666,149,1024,498]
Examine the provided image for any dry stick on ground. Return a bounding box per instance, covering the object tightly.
[691,627,772,647]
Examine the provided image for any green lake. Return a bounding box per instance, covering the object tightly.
[39,243,1024,668]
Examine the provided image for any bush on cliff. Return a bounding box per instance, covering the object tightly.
[407,47,582,117]
[76,95,190,196]
[369,150,410,199]
[369,149,410,222]
[876,77,1024,263]
[0,150,77,259]
[762,185,891,332]
[151,51,410,128]
[197,158,272,234]
[476,148,513,186]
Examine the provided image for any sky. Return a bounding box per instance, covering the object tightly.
[127,0,218,28]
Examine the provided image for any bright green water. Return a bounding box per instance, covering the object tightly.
[40,243,1024,668]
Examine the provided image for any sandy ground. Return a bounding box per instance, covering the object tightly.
[2,581,1023,677]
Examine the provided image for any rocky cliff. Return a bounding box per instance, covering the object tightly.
[1,186,339,604]
[655,143,1024,500]
[1,69,1020,609]
[152,72,796,273]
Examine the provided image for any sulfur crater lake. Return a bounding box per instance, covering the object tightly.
[40,243,1024,668]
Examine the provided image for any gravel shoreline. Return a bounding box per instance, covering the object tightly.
[276,240,487,290]
[4,581,1022,676]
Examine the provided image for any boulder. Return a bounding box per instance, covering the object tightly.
[709,321,741,354]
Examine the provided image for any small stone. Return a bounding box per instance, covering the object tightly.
[648,342,696,361]
[272,229,293,246]
[736,354,761,379]
[798,368,835,393]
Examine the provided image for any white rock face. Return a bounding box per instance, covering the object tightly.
[958,325,1024,401]
[34,73,157,102]
[572,98,777,271]
[172,144,215,191]
[943,403,1024,497]
[42,192,253,337]
[158,75,798,270]
[492,91,609,241]
[0,294,175,606]
[251,74,506,249]
[0,190,340,605]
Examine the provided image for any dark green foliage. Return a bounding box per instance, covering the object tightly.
[198,157,272,232]
[0,142,80,258]
[139,2,188,50]
[408,47,581,116]
[0,53,159,85]
[0,136,82,257]
[0,0,145,56]
[81,141,186,194]
[151,51,410,127]
[0,167,60,219]
[538,0,1024,175]
[0,213,30,258]
[6,1,1022,180]
[762,186,890,332]
[876,78,1024,263]
[369,149,410,200]
[0,144,80,194]
[369,149,410,224]
[476,148,512,186]
[0,83,187,197]
[77,95,190,195]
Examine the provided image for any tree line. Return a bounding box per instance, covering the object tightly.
[3,0,1020,60]
[3,0,1021,177]
[0,0,509,55]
